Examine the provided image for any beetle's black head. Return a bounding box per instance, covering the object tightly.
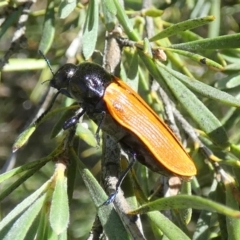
[67,62,112,105]
[50,62,112,105]
[50,63,77,90]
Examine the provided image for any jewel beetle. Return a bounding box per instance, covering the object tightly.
[49,62,197,199]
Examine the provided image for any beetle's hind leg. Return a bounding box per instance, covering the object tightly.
[101,152,137,205]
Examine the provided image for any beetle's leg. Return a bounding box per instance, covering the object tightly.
[102,153,137,205]
[63,108,86,130]
[95,111,106,145]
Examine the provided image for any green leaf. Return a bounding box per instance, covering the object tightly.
[12,124,36,152]
[70,148,129,239]
[0,155,52,185]
[2,59,47,72]
[150,16,215,42]
[101,0,116,31]
[1,194,46,240]
[160,63,240,107]
[58,0,77,19]
[170,33,240,51]
[0,181,49,236]
[164,48,223,70]
[0,167,45,202]
[158,66,229,147]
[142,7,163,18]
[38,0,55,54]
[225,183,240,240]
[129,195,240,218]
[147,212,191,240]
[34,207,50,240]
[82,0,99,59]
[76,124,97,147]
[125,50,139,91]
[50,170,69,235]
[25,214,43,240]
[179,181,192,224]
[215,74,240,90]
[208,0,221,38]
[50,106,76,139]
[192,211,211,240]
[0,7,22,39]
[12,106,76,152]
[103,0,117,14]
[112,0,139,41]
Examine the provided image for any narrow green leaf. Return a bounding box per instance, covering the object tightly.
[25,214,42,240]
[225,75,240,89]
[70,148,129,239]
[225,183,240,240]
[129,195,240,218]
[0,193,47,240]
[158,66,229,147]
[12,124,36,152]
[50,171,69,234]
[0,7,22,39]
[112,0,139,41]
[0,181,50,231]
[38,0,55,54]
[230,143,240,160]
[178,30,203,42]
[170,33,240,51]
[12,106,76,152]
[82,0,99,59]
[0,147,59,185]
[192,211,211,240]
[34,207,50,240]
[58,0,77,19]
[179,181,192,224]
[0,166,46,202]
[147,211,191,240]
[160,63,240,107]
[103,0,117,14]
[212,74,240,90]
[164,47,223,70]
[102,0,117,31]
[66,150,77,203]
[150,16,215,42]
[50,106,76,139]
[208,0,221,38]
[143,7,163,17]
[223,63,240,71]
[125,50,139,91]
[76,124,97,147]
[2,59,47,72]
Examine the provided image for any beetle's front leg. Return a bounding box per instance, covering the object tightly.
[63,108,86,130]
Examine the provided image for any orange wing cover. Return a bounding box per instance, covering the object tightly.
[103,77,197,177]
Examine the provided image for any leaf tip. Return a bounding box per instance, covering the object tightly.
[12,144,20,152]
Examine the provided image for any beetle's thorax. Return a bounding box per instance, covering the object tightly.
[71,63,112,104]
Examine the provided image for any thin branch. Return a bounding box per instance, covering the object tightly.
[0,1,36,69]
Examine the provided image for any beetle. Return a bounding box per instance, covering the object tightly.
[49,62,197,201]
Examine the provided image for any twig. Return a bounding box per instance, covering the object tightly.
[0,1,36,69]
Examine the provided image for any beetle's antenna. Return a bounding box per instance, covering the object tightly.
[38,50,55,76]
[41,79,51,85]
